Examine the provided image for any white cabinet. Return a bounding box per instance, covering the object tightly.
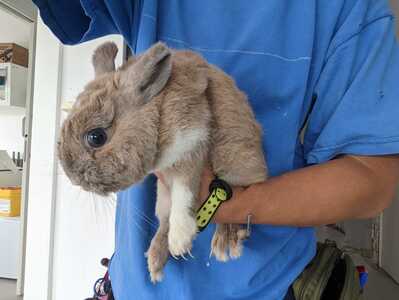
[0,62,28,108]
[0,216,20,279]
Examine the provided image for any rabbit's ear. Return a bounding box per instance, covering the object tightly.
[121,42,172,101]
[92,42,118,77]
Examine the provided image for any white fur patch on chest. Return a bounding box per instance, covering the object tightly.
[155,128,208,170]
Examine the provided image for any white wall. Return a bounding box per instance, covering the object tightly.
[382,189,399,283]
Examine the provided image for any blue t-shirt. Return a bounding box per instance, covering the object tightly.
[34,1,399,299]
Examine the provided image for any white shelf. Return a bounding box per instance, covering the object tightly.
[0,216,20,221]
[0,106,25,114]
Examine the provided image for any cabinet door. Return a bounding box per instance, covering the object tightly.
[0,217,20,279]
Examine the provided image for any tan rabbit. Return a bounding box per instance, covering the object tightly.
[58,42,267,283]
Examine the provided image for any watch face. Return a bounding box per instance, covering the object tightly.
[215,188,227,201]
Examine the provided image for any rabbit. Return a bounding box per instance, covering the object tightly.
[58,41,268,283]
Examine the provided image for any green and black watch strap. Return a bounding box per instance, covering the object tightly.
[196,178,233,232]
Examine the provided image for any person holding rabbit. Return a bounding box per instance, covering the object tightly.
[34,1,399,299]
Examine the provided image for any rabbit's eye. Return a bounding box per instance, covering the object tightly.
[85,128,107,148]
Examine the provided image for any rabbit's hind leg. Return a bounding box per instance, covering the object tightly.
[146,220,169,283]
[146,179,171,283]
[211,224,248,261]
[210,141,267,261]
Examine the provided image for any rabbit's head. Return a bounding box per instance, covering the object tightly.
[58,42,172,195]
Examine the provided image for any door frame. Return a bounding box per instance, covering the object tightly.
[0,0,36,296]
[22,16,63,300]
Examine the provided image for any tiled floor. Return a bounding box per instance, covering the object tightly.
[361,262,399,300]
[0,279,22,300]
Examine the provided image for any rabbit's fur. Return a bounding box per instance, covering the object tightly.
[58,42,267,283]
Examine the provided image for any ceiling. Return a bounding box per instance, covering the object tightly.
[0,7,31,49]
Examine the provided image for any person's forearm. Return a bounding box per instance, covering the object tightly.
[214,155,399,226]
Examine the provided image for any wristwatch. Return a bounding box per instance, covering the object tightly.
[196,178,233,232]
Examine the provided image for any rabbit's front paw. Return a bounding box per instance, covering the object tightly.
[168,214,197,258]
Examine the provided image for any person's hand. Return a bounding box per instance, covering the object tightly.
[197,165,245,223]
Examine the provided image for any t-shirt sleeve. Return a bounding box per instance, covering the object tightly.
[304,13,399,164]
[33,0,136,45]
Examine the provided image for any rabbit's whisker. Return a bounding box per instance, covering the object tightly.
[130,217,151,238]
[130,206,158,229]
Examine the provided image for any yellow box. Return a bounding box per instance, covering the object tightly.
[0,188,21,217]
